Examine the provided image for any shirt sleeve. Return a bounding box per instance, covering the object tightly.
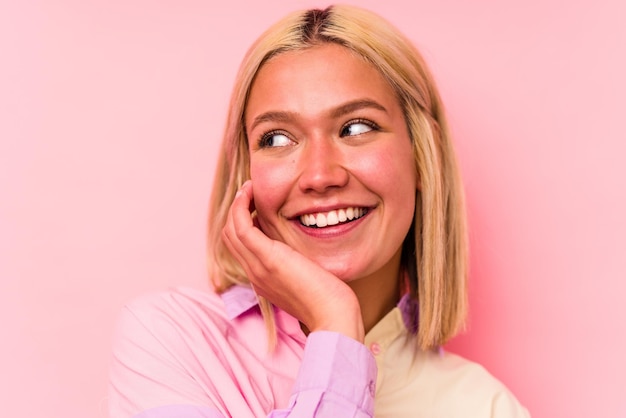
[128,332,379,418]
[108,302,224,418]
[109,296,377,418]
[269,331,378,418]
[130,405,226,418]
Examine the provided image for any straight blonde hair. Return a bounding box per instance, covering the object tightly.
[207,5,468,349]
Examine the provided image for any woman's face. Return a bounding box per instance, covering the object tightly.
[245,43,418,283]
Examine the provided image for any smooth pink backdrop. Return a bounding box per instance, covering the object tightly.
[1,1,624,417]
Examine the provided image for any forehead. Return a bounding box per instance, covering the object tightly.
[245,43,400,124]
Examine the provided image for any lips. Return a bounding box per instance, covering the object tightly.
[299,207,368,228]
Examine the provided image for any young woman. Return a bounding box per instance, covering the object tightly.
[108,5,530,417]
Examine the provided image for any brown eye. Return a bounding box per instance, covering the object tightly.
[259,131,293,148]
[340,120,378,137]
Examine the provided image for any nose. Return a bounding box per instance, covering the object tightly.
[297,138,349,193]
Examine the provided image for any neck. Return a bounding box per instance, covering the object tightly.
[347,249,402,334]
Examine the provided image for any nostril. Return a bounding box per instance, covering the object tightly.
[296,140,350,192]
[298,162,349,193]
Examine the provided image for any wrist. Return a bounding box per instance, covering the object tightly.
[310,306,365,343]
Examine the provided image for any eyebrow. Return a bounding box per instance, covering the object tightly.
[248,99,388,132]
[329,99,387,119]
[248,111,295,133]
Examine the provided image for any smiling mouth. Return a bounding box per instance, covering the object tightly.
[299,207,368,228]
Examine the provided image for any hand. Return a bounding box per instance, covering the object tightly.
[222,181,364,342]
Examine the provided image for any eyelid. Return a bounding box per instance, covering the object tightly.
[258,129,294,148]
[340,118,380,136]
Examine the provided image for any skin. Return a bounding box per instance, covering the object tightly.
[222,43,418,342]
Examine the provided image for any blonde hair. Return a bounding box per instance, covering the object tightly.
[207,5,468,349]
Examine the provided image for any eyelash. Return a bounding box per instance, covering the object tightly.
[257,118,380,148]
[340,118,379,137]
[258,130,292,148]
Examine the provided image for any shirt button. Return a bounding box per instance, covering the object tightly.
[370,342,381,355]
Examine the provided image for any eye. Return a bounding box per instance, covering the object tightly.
[340,119,378,137]
[259,130,294,148]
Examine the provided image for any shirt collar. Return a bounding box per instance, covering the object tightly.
[221,284,418,334]
[398,292,419,333]
[220,285,259,320]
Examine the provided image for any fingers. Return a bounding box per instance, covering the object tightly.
[222,181,274,283]
[230,182,287,274]
[221,181,364,341]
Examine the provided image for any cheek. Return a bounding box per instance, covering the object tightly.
[352,143,417,192]
[249,158,294,225]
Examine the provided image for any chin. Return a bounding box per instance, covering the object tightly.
[311,257,365,282]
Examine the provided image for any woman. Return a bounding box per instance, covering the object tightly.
[108,5,530,417]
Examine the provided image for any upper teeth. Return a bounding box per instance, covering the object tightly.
[300,207,366,227]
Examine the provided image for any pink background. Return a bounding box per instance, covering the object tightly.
[1,0,625,417]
